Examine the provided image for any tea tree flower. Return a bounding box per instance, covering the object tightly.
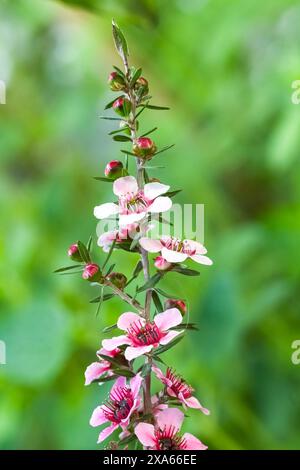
[84,348,121,385]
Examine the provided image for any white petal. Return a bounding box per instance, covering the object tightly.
[113,176,138,197]
[161,248,187,263]
[119,212,146,226]
[94,203,119,220]
[148,196,172,214]
[139,237,163,253]
[144,182,170,200]
[185,239,207,255]
[190,254,213,265]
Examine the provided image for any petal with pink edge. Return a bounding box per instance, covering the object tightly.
[90,406,108,427]
[144,182,170,200]
[110,375,127,398]
[94,203,119,220]
[156,408,184,432]
[159,330,183,346]
[182,395,210,414]
[154,308,183,331]
[113,176,138,197]
[125,345,153,361]
[151,364,165,382]
[185,240,207,255]
[190,254,213,265]
[135,423,156,448]
[182,433,208,450]
[117,312,144,331]
[139,237,163,253]
[97,423,118,443]
[148,196,172,214]
[102,335,129,351]
[130,373,143,398]
[84,362,109,386]
[161,247,187,263]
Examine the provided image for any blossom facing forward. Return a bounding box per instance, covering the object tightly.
[102,309,183,361]
[90,374,142,443]
[152,365,210,414]
[135,407,207,450]
[140,236,213,265]
[94,176,172,226]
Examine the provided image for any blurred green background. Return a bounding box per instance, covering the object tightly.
[1,0,300,450]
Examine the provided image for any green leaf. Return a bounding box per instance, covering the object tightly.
[112,135,132,142]
[118,433,136,446]
[87,236,92,252]
[98,354,124,367]
[152,290,163,313]
[113,65,125,79]
[99,116,122,121]
[137,272,162,293]
[93,176,114,183]
[102,323,118,334]
[142,104,170,111]
[109,127,130,136]
[112,20,129,62]
[154,144,175,157]
[95,287,104,317]
[77,240,91,263]
[105,263,116,276]
[173,323,198,331]
[102,240,116,270]
[155,334,184,355]
[130,233,141,251]
[91,374,116,384]
[90,293,114,304]
[130,67,142,87]
[113,368,136,378]
[155,287,185,300]
[121,149,136,157]
[172,266,200,276]
[105,96,122,110]
[165,189,182,198]
[126,260,143,287]
[152,355,166,365]
[53,264,82,273]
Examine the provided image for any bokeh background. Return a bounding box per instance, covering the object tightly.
[1,0,300,450]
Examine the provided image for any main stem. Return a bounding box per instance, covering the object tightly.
[123,60,152,415]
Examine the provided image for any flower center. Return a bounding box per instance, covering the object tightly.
[161,237,196,255]
[155,426,187,450]
[102,386,134,423]
[166,368,193,398]
[119,191,150,215]
[128,320,163,347]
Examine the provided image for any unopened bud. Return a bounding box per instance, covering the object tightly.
[112,97,131,117]
[82,263,102,282]
[104,160,125,180]
[164,299,187,316]
[106,272,127,290]
[154,256,172,271]
[133,137,156,158]
[68,243,82,262]
[108,72,126,92]
[134,76,149,97]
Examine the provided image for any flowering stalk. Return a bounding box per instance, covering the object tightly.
[56,20,213,450]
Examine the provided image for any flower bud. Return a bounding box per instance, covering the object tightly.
[112,97,131,117]
[134,76,149,97]
[82,263,102,282]
[106,272,127,290]
[108,72,126,92]
[154,256,172,271]
[104,160,124,180]
[164,299,187,316]
[68,243,83,262]
[133,137,157,158]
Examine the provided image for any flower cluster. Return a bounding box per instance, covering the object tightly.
[57,21,213,450]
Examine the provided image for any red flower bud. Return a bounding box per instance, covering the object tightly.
[108,71,126,92]
[82,263,102,282]
[106,272,127,290]
[134,76,149,96]
[112,97,131,117]
[154,256,172,271]
[68,243,83,262]
[104,160,124,180]
[164,299,187,316]
[133,137,157,158]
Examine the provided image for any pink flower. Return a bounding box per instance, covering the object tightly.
[90,373,143,443]
[154,256,172,271]
[152,365,210,414]
[140,236,213,265]
[82,263,101,281]
[94,176,172,226]
[102,309,183,361]
[135,408,207,450]
[84,348,120,386]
